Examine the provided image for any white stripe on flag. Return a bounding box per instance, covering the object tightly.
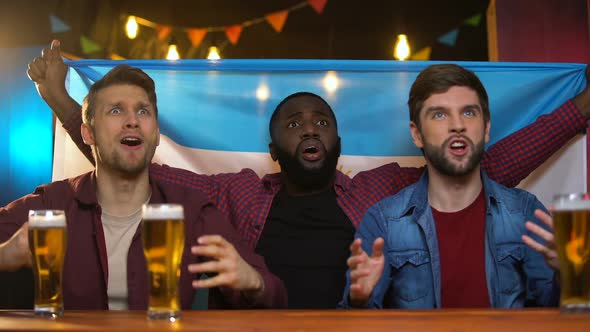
[53,122,586,208]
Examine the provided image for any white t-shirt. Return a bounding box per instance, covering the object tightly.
[101,205,144,310]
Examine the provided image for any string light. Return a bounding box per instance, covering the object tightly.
[207,46,221,60]
[166,43,180,60]
[394,34,411,61]
[323,71,340,94]
[125,16,138,39]
[256,83,270,101]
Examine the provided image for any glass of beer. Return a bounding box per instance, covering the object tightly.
[142,204,185,321]
[28,210,67,318]
[552,193,590,313]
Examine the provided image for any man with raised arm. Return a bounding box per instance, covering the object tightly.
[27,40,589,308]
[1,65,286,310]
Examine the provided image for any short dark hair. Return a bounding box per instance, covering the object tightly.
[408,64,489,128]
[81,65,158,127]
[268,92,337,141]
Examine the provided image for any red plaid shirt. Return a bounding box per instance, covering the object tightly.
[64,100,586,248]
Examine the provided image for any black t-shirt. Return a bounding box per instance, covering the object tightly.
[255,189,355,309]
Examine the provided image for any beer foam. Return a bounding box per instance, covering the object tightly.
[553,200,590,211]
[142,204,184,220]
[28,210,66,228]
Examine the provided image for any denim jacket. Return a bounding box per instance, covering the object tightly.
[341,170,559,309]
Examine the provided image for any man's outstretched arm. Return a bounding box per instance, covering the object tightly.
[481,66,590,187]
[27,40,93,164]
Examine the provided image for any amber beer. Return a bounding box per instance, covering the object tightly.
[28,210,67,318]
[142,204,185,321]
[552,194,590,313]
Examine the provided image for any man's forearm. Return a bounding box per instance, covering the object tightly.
[43,90,81,125]
[0,242,25,272]
[573,87,590,119]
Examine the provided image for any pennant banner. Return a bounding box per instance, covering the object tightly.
[464,13,482,26]
[58,60,587,208]
[121,1,327,50]
[50,15,70,33]
[438,29,459,46]
[187,29,208,47]
[225,25,243,45]
[266,11,289,33]
[156,25,172,41]
[411,47,431,60]
[307,0,328,14]
[80,36,102,54]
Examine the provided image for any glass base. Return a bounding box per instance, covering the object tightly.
[147,310,181,322]
[34,306,63,319]
[561,303,590,314]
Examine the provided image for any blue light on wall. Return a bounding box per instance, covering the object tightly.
[0,47,53,206]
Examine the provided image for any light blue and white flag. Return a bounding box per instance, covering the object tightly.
[54,60,587,206]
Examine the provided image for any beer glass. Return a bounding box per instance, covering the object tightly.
[552,193,590,313]
[142,204,185,321]
[28,210,67,318]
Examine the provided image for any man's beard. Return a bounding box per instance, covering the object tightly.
[94,141,155,177]
[274,140,341,191]
[423,136,485,177]
[108,151,151,176]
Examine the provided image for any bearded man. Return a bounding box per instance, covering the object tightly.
[342,64,559,309]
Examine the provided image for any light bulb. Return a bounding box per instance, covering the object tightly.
[166,44,180,60]
[207,46,221,60]
[394,34,411,61]
[323,71,339,94]
[256,84,270,101]
[126,16,138,40]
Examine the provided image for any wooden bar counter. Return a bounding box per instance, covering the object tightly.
[0,309,589,332]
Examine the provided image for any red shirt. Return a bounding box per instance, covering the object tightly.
[432,189,489,308]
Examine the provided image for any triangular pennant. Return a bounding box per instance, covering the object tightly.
[225,25,243,45]
[187,28,207,47]
[464,13,482,26]
[265,10,289,32]
[50,15,70,33]
[307,0,328,14]
[110,53,126,60]
[437,29,459,46]
[80,36,102,54]
[156,25,172,41]
[410,47,432,60]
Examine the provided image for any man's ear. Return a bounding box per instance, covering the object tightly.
[156,126,161,146]
[409,122,424,149]
[81,123,94,146]
[269,142,278,161]
[484,120,491,144]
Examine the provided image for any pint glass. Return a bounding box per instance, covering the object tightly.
[28,210,67,318]
[552,193,590,313]
[142,204,185,321]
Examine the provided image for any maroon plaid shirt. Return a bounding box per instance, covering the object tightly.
[64,100,586,248]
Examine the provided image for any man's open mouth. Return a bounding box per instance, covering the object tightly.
[447,138,469,156]
[303,146,319,154]
[121,137,143,146]
[299,139,324,161]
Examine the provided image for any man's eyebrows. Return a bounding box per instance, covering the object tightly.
[137,101,153,108]
[283,109,331,119]
[463,104,482,110]
[424,104,481,112]
[285,111,303,119]
[103,101,152,108]
[424,106,447,113]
